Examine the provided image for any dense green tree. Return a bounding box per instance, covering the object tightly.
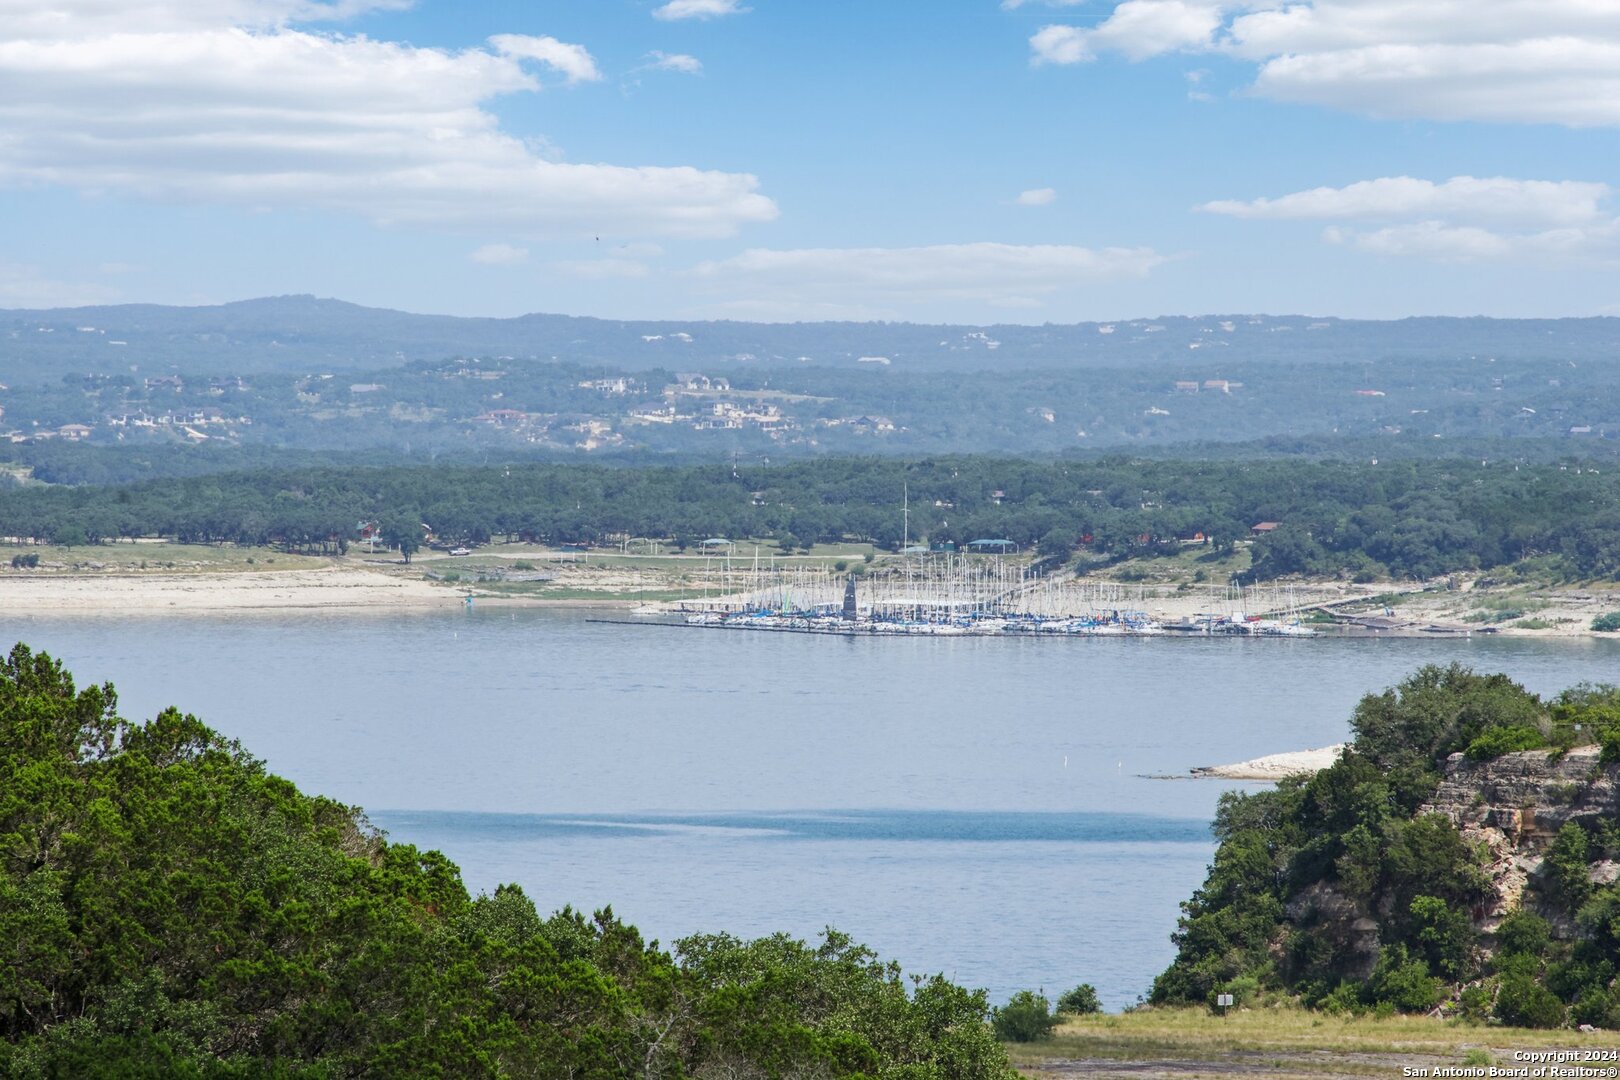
[1055,984,1102,1015]
[0,645,1014,1078]
[380,512,421,563]
[989,991,1056,1043]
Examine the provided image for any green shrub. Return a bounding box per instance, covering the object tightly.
[1545,822,1594,909]
[1495,910,1552,961]
[1496,975,1567,1028]
[1369,946,1440,1013]
[1318,981,1366,1015]
[1594,613,1620,633]
[1600,728,1620,766]
[511,560,536,571]
[1457,985,1494,1024]
[1571,987,1620,1030]
[1056,983,1102,1015]
[1464,608,1523,624]
[1465,725,1547,761]
[1218,973,1264,1008]
[1411,895,1476,980]
[992,990,1058,1042]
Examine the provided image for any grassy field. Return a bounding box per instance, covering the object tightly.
[3,542,330,573]
[1008,1007,1620,1078]
[1089,544,1254,586]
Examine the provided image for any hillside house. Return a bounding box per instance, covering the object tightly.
[579,377,635,395]
[677,374,730,392]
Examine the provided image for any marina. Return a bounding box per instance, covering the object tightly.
[656,555,1317,637]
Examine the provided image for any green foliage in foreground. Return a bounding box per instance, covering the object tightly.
[1594,612,1620,633]
[1151,664,1620,1028]
[0,644,1013,1078]
[990,992,1057,1043]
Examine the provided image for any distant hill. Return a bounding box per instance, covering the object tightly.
[3,295,1620,385]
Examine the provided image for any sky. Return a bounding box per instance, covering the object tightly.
[0,0,1617,323]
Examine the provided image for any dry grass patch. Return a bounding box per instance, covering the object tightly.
[1007,1006,1620,1079]
[8,542,331,574]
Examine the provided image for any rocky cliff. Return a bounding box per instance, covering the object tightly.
[1421,746,1620,936]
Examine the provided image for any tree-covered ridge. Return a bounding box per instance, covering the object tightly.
[0,645,1014,1078]
[7,298,1620,386]
[6,455,1620,582]
[11,346,1620,460]
[1151,665,1620,1026]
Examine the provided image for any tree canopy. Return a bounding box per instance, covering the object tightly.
[0,644,1014,1078]
[6,455,1620,581]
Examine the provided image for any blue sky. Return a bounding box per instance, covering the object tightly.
[0,0,1616,322]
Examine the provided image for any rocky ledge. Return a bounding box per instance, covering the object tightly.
[1421,746,1620,935]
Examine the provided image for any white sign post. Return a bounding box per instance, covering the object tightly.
[1216,992,1234,1016]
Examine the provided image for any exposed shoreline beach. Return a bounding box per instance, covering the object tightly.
[0,566,473,615]
[1,546,1617,636]
[1189,745,1347,781]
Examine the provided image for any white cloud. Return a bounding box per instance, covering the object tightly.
[0,3,778,238]
[644,51,703,74]
[689,242,1166,312]
[652,0,747,21]
[470,243,529,265]
[0,1,411,36]
[1031,24,1091,64]
[1028,1,1620,127]
[1323,222,1515,262]
[1033,1,1223,65]
[489,34,601,85]
[1017,187,1057,206]
[1209,175,1620,265]
[1201,176,1611,228]
[1326,220,1620,263]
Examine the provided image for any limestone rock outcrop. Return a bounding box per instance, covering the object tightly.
[1420,746,1618,934]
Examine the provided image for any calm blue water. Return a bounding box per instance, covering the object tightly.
[6,608,1619,1007]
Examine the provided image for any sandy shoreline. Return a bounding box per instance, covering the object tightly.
[1188,745,1346,781]
[0,567,471,615]
[3,562,1619,636]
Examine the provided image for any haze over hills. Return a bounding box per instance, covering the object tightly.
[4,295,1620,385]
[4,296,1620,469]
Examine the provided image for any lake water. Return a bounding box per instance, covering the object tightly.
[6,608,1619,1008]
